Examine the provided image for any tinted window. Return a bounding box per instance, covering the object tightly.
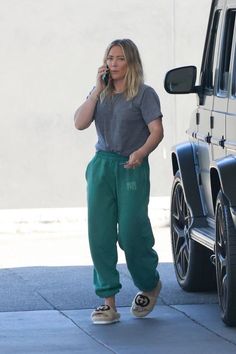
[201,10,220,91]
[218,10,236,95]
[231,22,236,96]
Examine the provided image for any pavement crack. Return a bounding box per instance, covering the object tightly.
[169,304,236,347]
[27,287,118,354]
[34,290,59,311]
[4,269,56,310]
[60,311,118,354]
[21,286,118,354]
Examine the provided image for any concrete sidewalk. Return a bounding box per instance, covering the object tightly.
[1,304,236,353]
[0,260,235,353]
[0,198,235,353]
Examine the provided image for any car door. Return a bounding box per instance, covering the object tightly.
[211,7,236,162]
[225,8,236,156]
[196,1,223,218]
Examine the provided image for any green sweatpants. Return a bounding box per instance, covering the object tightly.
[86,151,159,298]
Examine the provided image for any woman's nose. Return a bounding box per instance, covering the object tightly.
[111,59,118,66]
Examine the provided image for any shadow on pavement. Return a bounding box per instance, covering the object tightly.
[0,263,218,313]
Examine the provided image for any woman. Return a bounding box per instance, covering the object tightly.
[74,39,164,324]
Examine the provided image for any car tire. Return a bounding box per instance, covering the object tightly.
[215,190,236,326]
[171,171,216,291]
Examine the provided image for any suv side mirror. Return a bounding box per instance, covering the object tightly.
[164,66,197,94]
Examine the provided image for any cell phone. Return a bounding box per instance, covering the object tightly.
[102,65,110,86]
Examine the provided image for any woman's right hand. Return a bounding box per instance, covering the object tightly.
[95,64,109,92]
[74,64,109,130]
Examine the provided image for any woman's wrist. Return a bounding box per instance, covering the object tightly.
[88,87,102,102]
[88,92,99,102]
[136,147,148,159]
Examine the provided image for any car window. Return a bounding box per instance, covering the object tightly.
[202,11,221,90]
[231,21,236,97]
[201,10,221,92]
[218,9,236,96]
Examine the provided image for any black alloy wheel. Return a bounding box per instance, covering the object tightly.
[171,174,191,283]
[215,191,236,326]
[171,171,216,291]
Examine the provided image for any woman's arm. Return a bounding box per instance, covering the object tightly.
[74,87,100,130]
[125,118,164,169]
[74,65,107,130]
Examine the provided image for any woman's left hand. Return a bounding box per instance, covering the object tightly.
[124,150,144,169]
[124,119,164,169]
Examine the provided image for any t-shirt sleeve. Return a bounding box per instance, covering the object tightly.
[140,86,163,125]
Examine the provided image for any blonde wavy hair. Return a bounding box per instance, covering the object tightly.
[101,39,144,101]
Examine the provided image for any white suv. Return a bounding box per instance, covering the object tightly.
[164,0,236,326]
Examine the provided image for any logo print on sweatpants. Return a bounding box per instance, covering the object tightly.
[126,181,137,191]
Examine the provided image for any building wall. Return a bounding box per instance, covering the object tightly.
[0,0,211,208]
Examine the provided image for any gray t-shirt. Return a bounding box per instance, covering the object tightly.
[93,84,163,157]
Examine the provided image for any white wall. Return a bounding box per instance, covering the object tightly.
[0,0,211,208]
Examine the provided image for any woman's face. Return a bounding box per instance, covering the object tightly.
[106,45,128,82]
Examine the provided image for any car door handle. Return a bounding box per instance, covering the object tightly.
[205,133,212,144]
[219,136,225,148]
